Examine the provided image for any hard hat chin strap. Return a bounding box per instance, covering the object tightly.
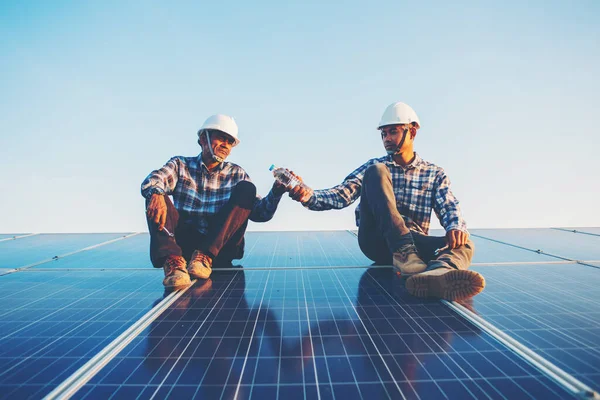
[204,130,224,163]
[386,128,409,155]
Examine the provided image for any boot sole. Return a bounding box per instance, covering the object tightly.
[163,276,192,290]
[406,269,485,301]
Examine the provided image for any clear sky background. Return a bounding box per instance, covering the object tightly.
[1,0,598,233]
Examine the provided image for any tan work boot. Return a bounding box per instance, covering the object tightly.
[188,250,213,279]
[405,268,485,301]
[162,255,192,290]
[393,244,427,276]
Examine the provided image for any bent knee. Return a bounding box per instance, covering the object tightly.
[231,181,257,208]
[233,180,257,198]
[364,163,390,180]
[466,239,475,252]
[461,239,475,261]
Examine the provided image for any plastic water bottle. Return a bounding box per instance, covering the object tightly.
[269,164,302,189]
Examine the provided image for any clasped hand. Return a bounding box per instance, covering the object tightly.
[446,229,469,249]
[271,169,313,203]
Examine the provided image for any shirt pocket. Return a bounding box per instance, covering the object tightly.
[407,180,433,211]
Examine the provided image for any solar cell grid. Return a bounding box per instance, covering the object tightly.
[29,234,151,270]
[0,270,166,399]
[241,231,372,268]
[471,228,600,261]
[465,263,600,390]
[0,233,133,269]
[469,236,559,264]
[77,268,578,399]
[1,229,598,399]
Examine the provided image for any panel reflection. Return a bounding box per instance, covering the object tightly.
[77,268,574,400]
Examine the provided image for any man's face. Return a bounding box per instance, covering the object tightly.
[380,124,409,153]
[204,129,235,160]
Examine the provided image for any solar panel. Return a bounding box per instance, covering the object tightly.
[244,231,562,267]
[32,231,375,271]
[469,236,559,264]
[76,268,578,399]
[0,233,133,270]
[465,263,600,389]
[0,234,28,240]
[29,234,150,270]
[555,227,600,236]
[1,229,598,399]
[471,229,600,261]
[242,231,373,268]
[0,270,165,399]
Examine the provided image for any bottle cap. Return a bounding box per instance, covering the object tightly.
[269,164,275,171]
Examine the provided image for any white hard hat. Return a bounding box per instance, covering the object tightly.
[377,102,421,129]
[198,114,240,146]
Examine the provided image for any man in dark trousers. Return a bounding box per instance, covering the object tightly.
[287,102,485,301]
[141,114,284,289]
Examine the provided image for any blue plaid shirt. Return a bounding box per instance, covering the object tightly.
[303,153,467,234]
[141,155,282,234]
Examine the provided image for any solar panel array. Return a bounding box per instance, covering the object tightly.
[0,228,598,399]
[465,263,600,390]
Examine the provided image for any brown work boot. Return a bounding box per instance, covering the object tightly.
[188,250,213,279]
[405,268,485,301]
[162,255,192,290]
[393,244,427,276]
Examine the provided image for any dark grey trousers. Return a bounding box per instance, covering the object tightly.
[357,164,474,270]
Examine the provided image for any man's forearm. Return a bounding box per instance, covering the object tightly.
[249,190,283,222]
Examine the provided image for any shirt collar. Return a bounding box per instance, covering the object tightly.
[198,154,226,172]
[386,152,423,170]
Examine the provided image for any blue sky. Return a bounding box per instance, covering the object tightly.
[1,0,599,233]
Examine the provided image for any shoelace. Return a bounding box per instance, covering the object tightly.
[191,253,211,267]
[165,258,187,274]
[398,244,417,256]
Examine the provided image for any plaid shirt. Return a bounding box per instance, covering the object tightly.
[303,153,467,235]
[141,155,282,234]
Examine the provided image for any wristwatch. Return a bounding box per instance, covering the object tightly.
[146,188,165,199]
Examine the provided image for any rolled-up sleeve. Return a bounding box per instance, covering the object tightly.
[140,157,181,199]
[250,190,283,222]
[303,161,374,211]
[433,169,468,233]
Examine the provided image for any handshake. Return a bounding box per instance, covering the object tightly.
[269,165,314,203]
